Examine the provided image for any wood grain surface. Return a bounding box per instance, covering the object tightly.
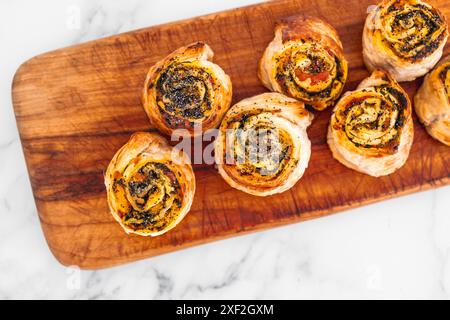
[12,0,450,269]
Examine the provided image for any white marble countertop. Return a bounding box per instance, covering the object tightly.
[0,0,449,300]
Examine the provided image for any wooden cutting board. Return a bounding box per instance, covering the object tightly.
[12,0,450,269]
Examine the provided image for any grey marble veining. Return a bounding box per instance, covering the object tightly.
[0,0,449,299]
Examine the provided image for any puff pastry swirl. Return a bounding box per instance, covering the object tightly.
[327,70,414,177]
[259,15,348,111]
[215,92,313,196]
[363,0,448,82]
[142,42,232,137]
[414,55,450,145]
[105,132,195,236]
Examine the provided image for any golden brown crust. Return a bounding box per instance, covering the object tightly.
[363,0,448,82]
[414,55,450,146]
[142,42,232,137]
[105,132,195,236]
[327,70,414,177]
[215,92,313,196]
[259,15,348,111]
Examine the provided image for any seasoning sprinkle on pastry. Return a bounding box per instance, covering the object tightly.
[327,70,414,177]
[414,55,450,146]
[215,92,313,197]
[105,132,195,236]
[142,42,232,137]
[259,15,348,111]
[363,0,448,82]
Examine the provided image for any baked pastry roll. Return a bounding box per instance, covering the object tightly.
[259,15,348,111]
[142,42,232,137]
[363,0,448,82]
[327,70,414,177]
[215,92,313,196]
[414,55,450,145]
[105,132,195,236]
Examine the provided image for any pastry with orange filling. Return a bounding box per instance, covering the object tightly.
[328,70,414,177]
[105,133,195,236]
[259,15,348,111]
